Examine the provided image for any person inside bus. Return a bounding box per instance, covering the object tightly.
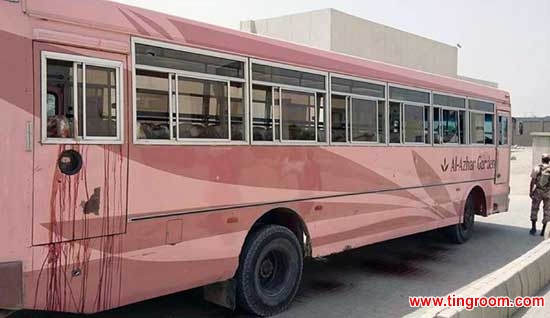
[529,153,550,236]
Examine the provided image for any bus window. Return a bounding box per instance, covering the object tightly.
[459,110,467,144]
[252,85,274,141]
[470,112,494,145]
[43,55,122,142]
[330,76,386,144]
[83,65,118,137]
[350,98,377,142]
[403,104,424,143]
[378,100,386,143]
[46,59,75,139]
[499,115,509,145]
[389,102,401,143]
[230,82,245,141]
[136,70,170,140]
[251,62,328,143]
[484,114,494,144]
[280,89,316,141]
[317,94,326,142]
[442,109,459,144]
[177,77,229,140]
[331,95,347,143]
[424,106,431,144]
[46,93,57,117]
[433,107,441,144]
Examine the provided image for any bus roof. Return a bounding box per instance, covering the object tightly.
[24,0,510,105]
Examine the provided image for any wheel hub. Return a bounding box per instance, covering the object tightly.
[259,257,275,279]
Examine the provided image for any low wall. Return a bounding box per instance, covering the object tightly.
[408,236,550,318]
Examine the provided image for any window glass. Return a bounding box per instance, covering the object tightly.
[499,115,509,145]
[84,66,118,137]
[389,86,430,104]
[280,90,316,141]
[135,44,244,78]
[378,100,386,143]
[424,106,431,144]
[45,58,120,140]
[230,82,245,141]
[317,94,327,142]
[484,114,494,144]
[404,104,425,143]
[136,70,170,140]
[459,110,467,144]
[433,94,466,108]
[469,99,494,112]
[331,95,347,142]
[470,113,494,144]
[351,98,377,142]
[46,93,57,117]
[470,113,485,144]
[442,109,459,144]
[46,59,75,138]
[433,107,441,144]
[252,64,325,90]
[177,77,228,139]
[389,102,401,143]
[252,85,274,141]
[331,77,385,98]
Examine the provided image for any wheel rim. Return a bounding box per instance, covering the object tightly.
[256,249,290,296]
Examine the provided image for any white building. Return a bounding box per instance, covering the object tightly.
[241,8,497,88]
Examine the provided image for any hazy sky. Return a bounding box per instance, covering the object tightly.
[114,0,549,117]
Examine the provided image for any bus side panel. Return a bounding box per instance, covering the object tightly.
[0,1,34,309]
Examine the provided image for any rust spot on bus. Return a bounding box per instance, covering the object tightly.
[227,217,238,224]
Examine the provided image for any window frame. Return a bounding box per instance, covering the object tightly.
[329,74,387,146]
[132,37,249,145]
[388,84,432,146]
[432,91,469,146]
[498,112,510,146]
[250,58,328,145]
[329,93,350,144]
[349,95,383,144]
[41,51,124,144]
[467,98,496,146]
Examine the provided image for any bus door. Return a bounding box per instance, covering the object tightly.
[32,42,128,245]
[495,110,511,185]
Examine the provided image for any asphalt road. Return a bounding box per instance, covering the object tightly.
[9,148,545,318]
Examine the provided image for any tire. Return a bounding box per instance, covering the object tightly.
[236,225,303,317]
[446,193,476,244]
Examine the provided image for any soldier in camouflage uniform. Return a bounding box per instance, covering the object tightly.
[530,153,550,236]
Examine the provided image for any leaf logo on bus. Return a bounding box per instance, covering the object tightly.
[441,158,449,172]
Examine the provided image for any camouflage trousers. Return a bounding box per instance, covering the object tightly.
[531,188,550,224]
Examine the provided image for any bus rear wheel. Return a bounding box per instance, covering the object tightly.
[236,225,303,317]
[446,193,476,244]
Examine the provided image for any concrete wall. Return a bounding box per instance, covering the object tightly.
[329,9,457,77]
[457,75,498,88]
[241,8,498,87]
[241,8,457,77]
[532,133,550,167]
[240,9,332,51]
[512,117,550,146]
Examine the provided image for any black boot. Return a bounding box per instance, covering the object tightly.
[541,223,547,237]
[530,221,537,235]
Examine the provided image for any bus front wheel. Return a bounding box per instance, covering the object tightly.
[236,224,303,317]
[446,193,476,244]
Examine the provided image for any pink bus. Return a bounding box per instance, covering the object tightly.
[0,0,511,316]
